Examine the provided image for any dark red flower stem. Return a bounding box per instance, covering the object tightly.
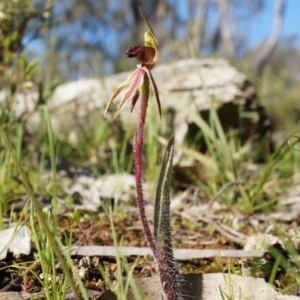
[133,74,157,256]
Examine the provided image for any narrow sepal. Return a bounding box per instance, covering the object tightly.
[139,7,158,52]
[111,68,146,120]
[146,69,162,119]
[139,7,158,69]
[104,70,137,117]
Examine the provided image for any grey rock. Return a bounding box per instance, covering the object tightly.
[0,58,271,144]
[127,273,300,300]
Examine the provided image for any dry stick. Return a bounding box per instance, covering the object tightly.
[177,211,247,246]
[207,180,245,211]
[204,219,247,246]
[69,245,265,260]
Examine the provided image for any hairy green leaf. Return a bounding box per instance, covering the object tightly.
[154,137,174,241]
[154,137,180,299]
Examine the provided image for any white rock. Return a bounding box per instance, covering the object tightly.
[0,225,31,260]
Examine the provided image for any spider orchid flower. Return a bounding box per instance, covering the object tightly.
[104,8,161,121]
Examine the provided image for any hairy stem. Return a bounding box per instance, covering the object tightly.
[133,74,157,255]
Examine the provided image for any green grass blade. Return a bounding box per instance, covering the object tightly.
[252,132,299,200]
[0,128,88,300]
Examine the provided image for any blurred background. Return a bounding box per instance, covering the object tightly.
[1,2,300,292]
[1,0,299,130]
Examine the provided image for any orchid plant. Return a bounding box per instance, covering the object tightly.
[105,7,180,300]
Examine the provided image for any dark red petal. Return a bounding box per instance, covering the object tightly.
[137,47,155,65]
[126,45,144,58]
[126,45,156,67]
